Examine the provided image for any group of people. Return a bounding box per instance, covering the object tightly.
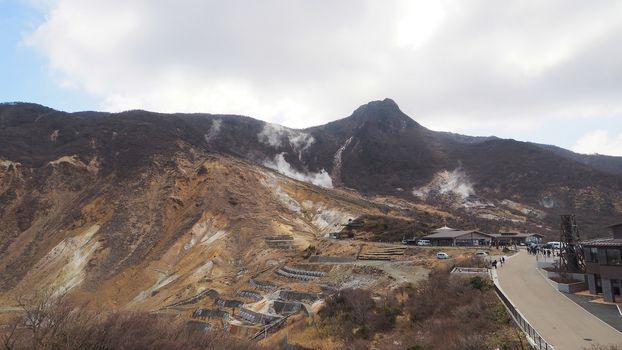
[491,256,506,269]
[528,246,556,257]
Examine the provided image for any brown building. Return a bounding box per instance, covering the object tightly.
[582,223,622,302]
[489,232,544,246]
[421,226,493,246]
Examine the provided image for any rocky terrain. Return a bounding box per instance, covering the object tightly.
[0,100,621,339]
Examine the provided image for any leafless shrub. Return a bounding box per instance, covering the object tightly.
[318,288,399,340]
[400,268,525,350]
[0,290,261,350]
[455,255,488,268]
[449,334,489,350]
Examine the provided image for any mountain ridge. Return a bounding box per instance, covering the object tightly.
[4,99,621,165]
[1,100,622,236]
[1,98,622,321]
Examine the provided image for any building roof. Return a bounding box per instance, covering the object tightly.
[489,233,543,238]
[582,238,622,247]
[606,222,622,229]
[423,229,492,239]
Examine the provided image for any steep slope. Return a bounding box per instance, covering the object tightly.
[536,143,622,176]
[0,102,329,187]
[0,149,386,308]
[1,100,621,239]
[302,100,622,233]
[303,99,449,191]
[452,139,622,229]
[3,99,622,316]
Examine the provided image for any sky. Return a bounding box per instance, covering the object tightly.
[1,0,622,156]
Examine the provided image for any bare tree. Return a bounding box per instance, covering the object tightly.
[15,288,73,350]
[1,319,18,350]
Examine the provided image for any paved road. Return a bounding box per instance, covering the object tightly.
[497,249,622,349]
[564,293,622,332]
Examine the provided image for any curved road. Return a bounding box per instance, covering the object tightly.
[497,249,622,349]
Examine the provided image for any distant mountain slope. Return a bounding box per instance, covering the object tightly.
[536,143,622,176]
[1,100,621,236]
[303,99,449,190]
[300,99,622,232]
[3,99,622,318]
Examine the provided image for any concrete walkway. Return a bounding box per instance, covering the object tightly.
[497,249,622,350]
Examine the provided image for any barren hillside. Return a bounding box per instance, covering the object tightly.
[1,100,621,313]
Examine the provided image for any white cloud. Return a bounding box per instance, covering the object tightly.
[395,0,446,50]
[24,0,622,142]
[572,130,622,156]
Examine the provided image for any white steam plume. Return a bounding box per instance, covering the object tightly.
[258,123,314,152]
[263,153,333,188]
[204,119,222,143]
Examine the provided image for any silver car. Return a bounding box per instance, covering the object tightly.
[436,252,449,259]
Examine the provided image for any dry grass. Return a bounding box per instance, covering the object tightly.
[284,266,528,350]
[0,290,262,350]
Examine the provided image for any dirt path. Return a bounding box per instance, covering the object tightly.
[0,307,20,311]
[497,249,622,349]
[355,260,429,285]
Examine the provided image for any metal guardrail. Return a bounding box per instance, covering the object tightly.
[248,313,293,341]
[451,267,489,274]
[280,266,326,277]
[494,284,555,350]
[249,278,277,291]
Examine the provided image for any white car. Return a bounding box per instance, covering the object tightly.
[474,251,488,257]
[417,239,431,246]
[436,252,449,259]
[548,241,562,249]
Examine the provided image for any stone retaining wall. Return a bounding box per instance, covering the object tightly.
[308,256,355,263]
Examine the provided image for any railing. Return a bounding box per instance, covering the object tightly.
[236,290,262,301]
[451,267,489,274]
[248,314,293,341]
[494,284,555,350]
[249,278,277,291]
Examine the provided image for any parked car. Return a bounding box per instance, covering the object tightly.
[417,239,431,246]
[436,252,449,259]
[474,251,488,257]
[401,239,417,245]
[548,241,562,249]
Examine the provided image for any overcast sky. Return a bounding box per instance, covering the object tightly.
[2,0,622,156]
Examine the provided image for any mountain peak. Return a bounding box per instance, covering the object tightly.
[350,98,420,129]
[354,98,399,113]
[370,98,399,109]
